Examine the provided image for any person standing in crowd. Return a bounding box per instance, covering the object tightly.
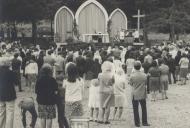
[63,63,84,124]
[19,48,26,76]
[167,54,176,84]
[88,79,100,122]
[144,51,153,64]
[18,97,37,128]
[55,64,69,128]
[75,50,86,78]
[93,50,102,64]
[113,68,126,120]
[35,64,58,128]
[98,61,115,124]
[126,53,135,76]
[36,51,44,73]
[129,61,150,127]
[88,58,101,122]
[44,50,56,66]
[138,50,145,64]
[55,52,65,78]
[83,53,95,100]
[142,59,152,94]
[148,61,161,101]
[25,55,38,92]
[0,58,17,128]
[179,53,189,85]
[158,59,169,100]
[12,53,22,92]
[175,51,181,81]
[112,45,121,60]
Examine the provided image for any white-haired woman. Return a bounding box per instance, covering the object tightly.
[113,67,126,120]
[98,61,115,124]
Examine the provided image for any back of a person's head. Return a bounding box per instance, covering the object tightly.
[182,53,187,58]
[67,55,73,63]
[30,55,36,61]
[67,63,78,83]
[134,61,141,71]
[39,64,53,77]
[14,53,19,58]
[158,58,164,65]
[78,51,82,56]
[47,50,52,55]
[152,60,158,67]
[177,51,181,56]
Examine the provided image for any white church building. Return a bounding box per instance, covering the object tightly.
[54,0,128,43]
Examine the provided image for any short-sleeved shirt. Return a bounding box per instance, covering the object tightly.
[63,79,83,102]
[179,58,189,68]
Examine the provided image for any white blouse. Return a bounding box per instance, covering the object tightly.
[63,79,83,102]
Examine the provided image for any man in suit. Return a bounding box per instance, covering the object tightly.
[129,61,150,127]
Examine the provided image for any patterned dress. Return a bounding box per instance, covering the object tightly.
[148,67,161,92]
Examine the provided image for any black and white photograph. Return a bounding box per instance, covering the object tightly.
[0,0,190,128]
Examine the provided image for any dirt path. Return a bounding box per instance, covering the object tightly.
[13,80,190,128]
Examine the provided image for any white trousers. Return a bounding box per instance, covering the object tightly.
[0,100,15,128]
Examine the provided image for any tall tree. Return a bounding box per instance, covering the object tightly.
[2,0,46,43]
[146,0,190,43]
[19,0,46,44]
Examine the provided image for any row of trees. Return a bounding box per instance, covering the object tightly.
[1,0,190,45]
[136,0,190,45]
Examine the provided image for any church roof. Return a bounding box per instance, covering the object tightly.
[60,0,128,16]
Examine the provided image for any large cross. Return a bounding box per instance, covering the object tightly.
[133,9,145,32]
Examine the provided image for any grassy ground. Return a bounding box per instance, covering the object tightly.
[13,76,190,128]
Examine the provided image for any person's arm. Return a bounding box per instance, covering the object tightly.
[35,79,40,94]
[179,59,182,66]
[11,71,17,86]
[35,63,38,75]
[129,76,133,86]
[54,79,59,95]
[62,80,66,89]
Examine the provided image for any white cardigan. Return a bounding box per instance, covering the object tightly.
[25,62,38,74]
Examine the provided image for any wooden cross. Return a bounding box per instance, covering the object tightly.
[133,9,145,32]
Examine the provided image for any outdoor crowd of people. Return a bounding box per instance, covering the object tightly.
[0,41,190,128]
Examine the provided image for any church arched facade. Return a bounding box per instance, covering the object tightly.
[54,0,128,43]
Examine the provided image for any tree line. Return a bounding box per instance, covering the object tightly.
[0,0,190,45]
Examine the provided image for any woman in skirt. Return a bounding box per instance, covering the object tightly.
[158,59,169,100]
[35,64,58,128]
[179,53,189,85]
[126,53,135,76]
[63,63,84,121]
[148,61,161,101]
[98,61,115,124]
[113,68,126,120]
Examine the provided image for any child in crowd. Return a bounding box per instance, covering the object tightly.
[18,97,37,128]
[63,63,84,122]
[88,79,100,122]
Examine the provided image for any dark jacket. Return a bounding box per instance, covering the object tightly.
[167,57,176,72]
[76,56,86,77]
[35,76,58,105]
[84,58,95,80]
[92,61,101,78]
[0,66,17,101]
[12,58,21,71]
